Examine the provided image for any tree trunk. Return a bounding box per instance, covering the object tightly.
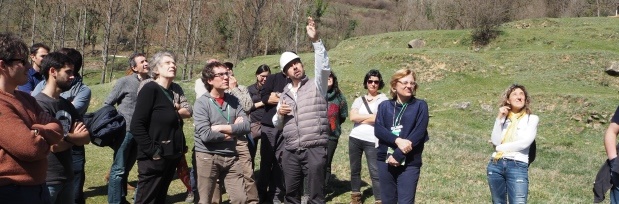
[189,0,202,79]
[247,0,266,58]
[101,0,113,84]
[30,0,37,45]
[133,0,143,52]
[164,0,171,49]
[60,0,67,48]
[182,0,195,80]
[51,3,60,50]
[293,0,301,53]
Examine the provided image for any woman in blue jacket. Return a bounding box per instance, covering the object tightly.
[375,68,429,203]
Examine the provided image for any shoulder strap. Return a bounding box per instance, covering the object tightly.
[362,96,373,114]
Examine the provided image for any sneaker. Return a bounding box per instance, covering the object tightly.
[301,195,309,204]
[185,191,194,203]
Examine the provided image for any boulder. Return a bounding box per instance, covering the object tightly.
[605,61,619,76]
[408,39,426,49]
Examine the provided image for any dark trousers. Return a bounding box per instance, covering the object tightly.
[257,125,285,202]
[72,150,86,204]
[324,138,338,185]
[135,156,182,204]
[377,162,421,204]
[281,147,327,204]
[0,183,50,204]
[349,137,381,200]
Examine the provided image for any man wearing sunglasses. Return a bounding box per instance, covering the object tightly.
[0,32,63,203]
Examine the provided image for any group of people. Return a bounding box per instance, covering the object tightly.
[0,16,546,204]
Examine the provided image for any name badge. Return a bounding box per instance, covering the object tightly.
[391,125,402,136]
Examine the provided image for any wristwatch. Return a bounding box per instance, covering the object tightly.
[63,133,75,145]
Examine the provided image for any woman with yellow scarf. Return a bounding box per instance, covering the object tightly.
[487,84,539,204]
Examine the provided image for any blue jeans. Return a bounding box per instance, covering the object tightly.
[609,158,619,204]
[108,132,137,204]
[48,181,75,204]
[72,149,86,204]
[0,184,50,203]
[487,158,529,204]
[349,137,381,200]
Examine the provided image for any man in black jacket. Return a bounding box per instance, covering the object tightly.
[257,51,289,204]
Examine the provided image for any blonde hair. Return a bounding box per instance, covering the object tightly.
[389,68,418,99]
[499,84,532,114]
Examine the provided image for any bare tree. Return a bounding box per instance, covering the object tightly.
[30,0,38,45]
[60,0,67,48]
[189,0,202,79]
[101,0,115,84]
[182,0,196,80]
[133,0,143,52]
[164,0,171,49]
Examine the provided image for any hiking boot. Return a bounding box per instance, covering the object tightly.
[350,192,362,204]
[185,191,194,203]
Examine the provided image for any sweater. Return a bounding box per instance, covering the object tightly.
[375,98,429,167]
[193,93,250,155]
[326,89,348,139]
[260,72,288,127]
[0,90,63,186]
[490,114,539,163]
[131,81,185,160]
[248,83,265,123]
[105,74,149,131]
[139,78,193,116]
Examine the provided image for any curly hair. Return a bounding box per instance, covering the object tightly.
[0,32,28,63]
[499,84,532,114]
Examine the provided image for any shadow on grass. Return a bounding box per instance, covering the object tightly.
[83,181,139,201]
[325,175,355,202]
[83,184,107,198]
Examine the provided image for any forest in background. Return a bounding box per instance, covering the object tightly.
[1,0,618,83]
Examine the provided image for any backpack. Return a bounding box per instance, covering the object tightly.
[83,105,126,147]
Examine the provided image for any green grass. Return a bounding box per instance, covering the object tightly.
[80,17,619,203]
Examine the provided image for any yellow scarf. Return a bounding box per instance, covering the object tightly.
[493,110,526,162]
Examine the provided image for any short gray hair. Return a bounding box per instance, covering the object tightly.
[148,51,176,78]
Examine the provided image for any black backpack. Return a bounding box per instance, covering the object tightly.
[83,105,126,147]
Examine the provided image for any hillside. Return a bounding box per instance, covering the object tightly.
[236,17,619,203]
[84,17,619,203]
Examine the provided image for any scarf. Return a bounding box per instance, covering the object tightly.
[493,110,526,162]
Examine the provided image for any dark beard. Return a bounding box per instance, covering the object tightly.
[58,81,72,92]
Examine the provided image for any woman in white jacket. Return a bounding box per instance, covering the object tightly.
[487,84,538,204]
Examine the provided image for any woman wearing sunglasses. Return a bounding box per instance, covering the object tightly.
[348,69,387,204]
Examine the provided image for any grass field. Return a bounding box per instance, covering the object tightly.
[80,17,619,203]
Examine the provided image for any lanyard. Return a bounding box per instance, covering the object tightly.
[392,101,408,127]
[210,99,230,124]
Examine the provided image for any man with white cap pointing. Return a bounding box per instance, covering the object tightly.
[272,16,331,204]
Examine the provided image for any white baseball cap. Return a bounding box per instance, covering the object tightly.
[279,52,300,73]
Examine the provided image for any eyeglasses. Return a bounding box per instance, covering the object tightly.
[4,58,28,65]
[213,72,230,78]
[397,81,416,86]
[367,80,380,85]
